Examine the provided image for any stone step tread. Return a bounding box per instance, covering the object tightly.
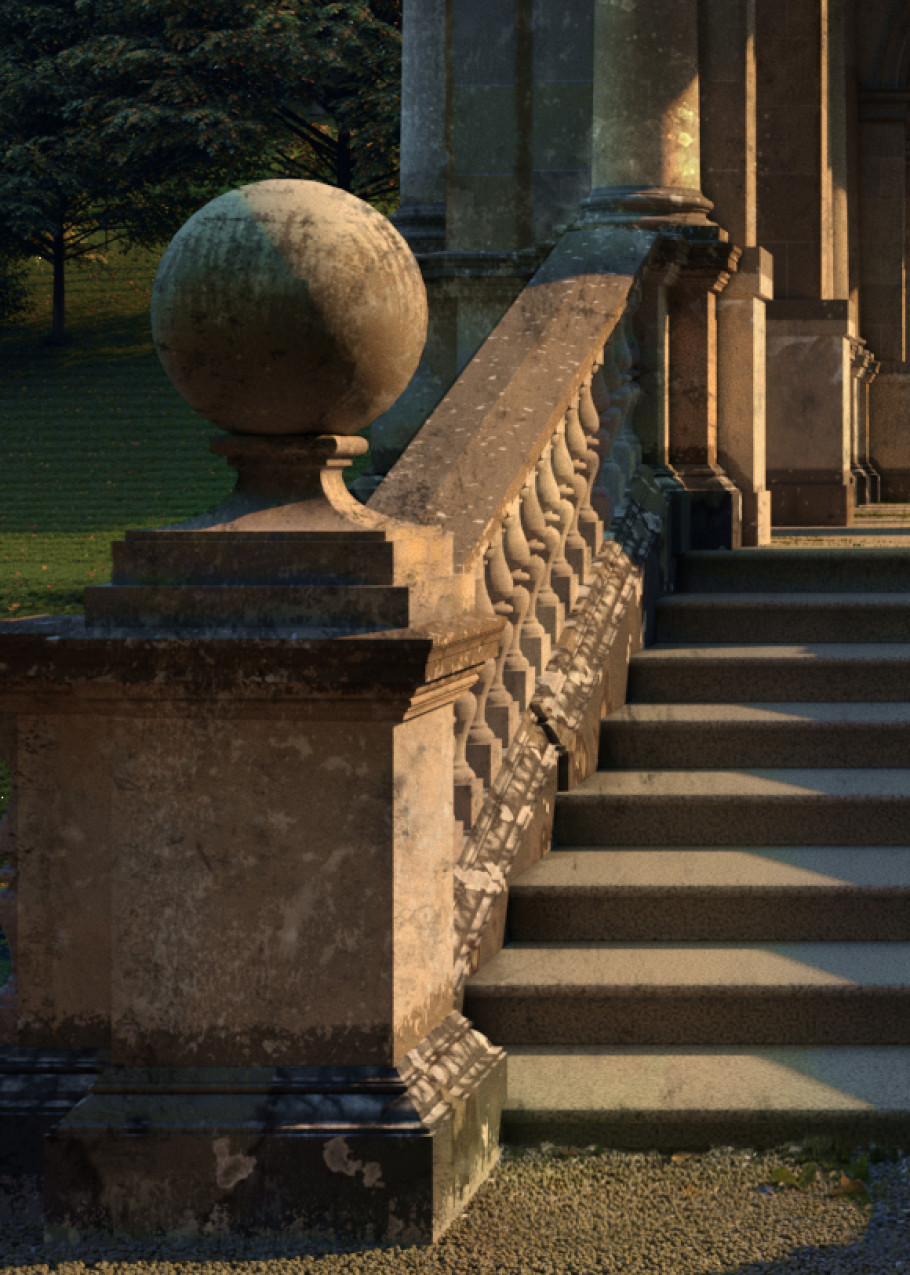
[562,769,910,799]
[511,847,910,890]
[605,703,910,725]
[504,1046,910,1115]
[632,643,910,661]
[465,943,910,989]
[660,593,910,605]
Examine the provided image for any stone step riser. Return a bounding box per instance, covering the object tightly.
[507,889,910,943]
[628,661,910,703]
[676,551,910,594]
[655,603,910,644]
[463,989,910,1047]
[599,723,910,769]
[500,1110,910,1153]
[555,797,910,846]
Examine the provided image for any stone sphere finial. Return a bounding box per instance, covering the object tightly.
[150,180,428,436]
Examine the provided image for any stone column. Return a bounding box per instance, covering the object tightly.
[391,0,448,252]
[858,98,910,502]
[856,104,906,362]
[582,0,713,226]
[756,0,824,299]
[757,0,857,525]
[447,0,534,250]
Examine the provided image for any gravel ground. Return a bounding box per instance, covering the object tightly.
[0,1143,906,1275]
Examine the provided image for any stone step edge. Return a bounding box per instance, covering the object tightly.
[500,1047,910,1150]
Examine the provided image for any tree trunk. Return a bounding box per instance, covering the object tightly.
[47,224,68,345]
[337,128,353,192]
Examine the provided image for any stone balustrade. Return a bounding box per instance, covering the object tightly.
[371,237,657,838]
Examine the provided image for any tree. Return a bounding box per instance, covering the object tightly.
[0,251,32,328]
[0,0,316,344]
[257,1,401,208]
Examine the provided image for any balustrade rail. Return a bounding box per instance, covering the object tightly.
[370,234,669,996]
[372,279,645,831]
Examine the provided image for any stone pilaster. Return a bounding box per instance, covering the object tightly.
[668,242,744,549]
[717,248,773,545]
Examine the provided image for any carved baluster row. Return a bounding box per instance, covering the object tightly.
[454,332,642,832]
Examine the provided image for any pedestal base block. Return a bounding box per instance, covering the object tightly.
[43,1015,505,1247]
[768,472,856,527]
[0,1047,101,1224]
[672,466,743,550]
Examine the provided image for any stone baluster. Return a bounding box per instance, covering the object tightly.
[517,469,553,674]
[0,753,17,1044]
[495,509,534,712]
[550,415,587,600]
[530,453,565,643]
[610,317,643,498]
[464,558,506,786]
[564,385,599,579]
[483,536,521,748]
[465,655,502,789]
[503,496,546,691]
[592,349,624,523]
[577,361,606,552]
[453,692,484,832]
[536,438,577,616]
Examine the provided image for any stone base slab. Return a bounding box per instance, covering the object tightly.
[767,473,856,527]
[0,1047,101,1224]
[43,1014,505,1246]
[879,470,910,502]
[670,466,743,550]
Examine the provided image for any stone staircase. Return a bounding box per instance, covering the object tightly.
[463,548,910,1151]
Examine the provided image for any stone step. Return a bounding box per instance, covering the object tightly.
[628,643,910,703]
[462,942,910,1045]
[676,548,910,594]
[599,703,910,769]
[507,847,910,941]
[554,768,910,845]
[655,594,910,643]
[500,1046,910,1150]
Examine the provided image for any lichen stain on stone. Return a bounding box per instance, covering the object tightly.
[322,1136,385,1189]
[212,1137,256,1190]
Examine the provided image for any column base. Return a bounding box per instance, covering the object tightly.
[671,465,744,549]
[0,1046,101,1225]
[43,1015,505,1247]
[577,185,716,230]
[767,471,856,527]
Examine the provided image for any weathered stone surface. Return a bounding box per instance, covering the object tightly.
[151,181,427,437]
[43,1014,505,1244]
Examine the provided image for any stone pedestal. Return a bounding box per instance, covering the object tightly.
[766,299,856,526]
[0,178,509,1245]
[869,365,910,501]
[717,247,773,545]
